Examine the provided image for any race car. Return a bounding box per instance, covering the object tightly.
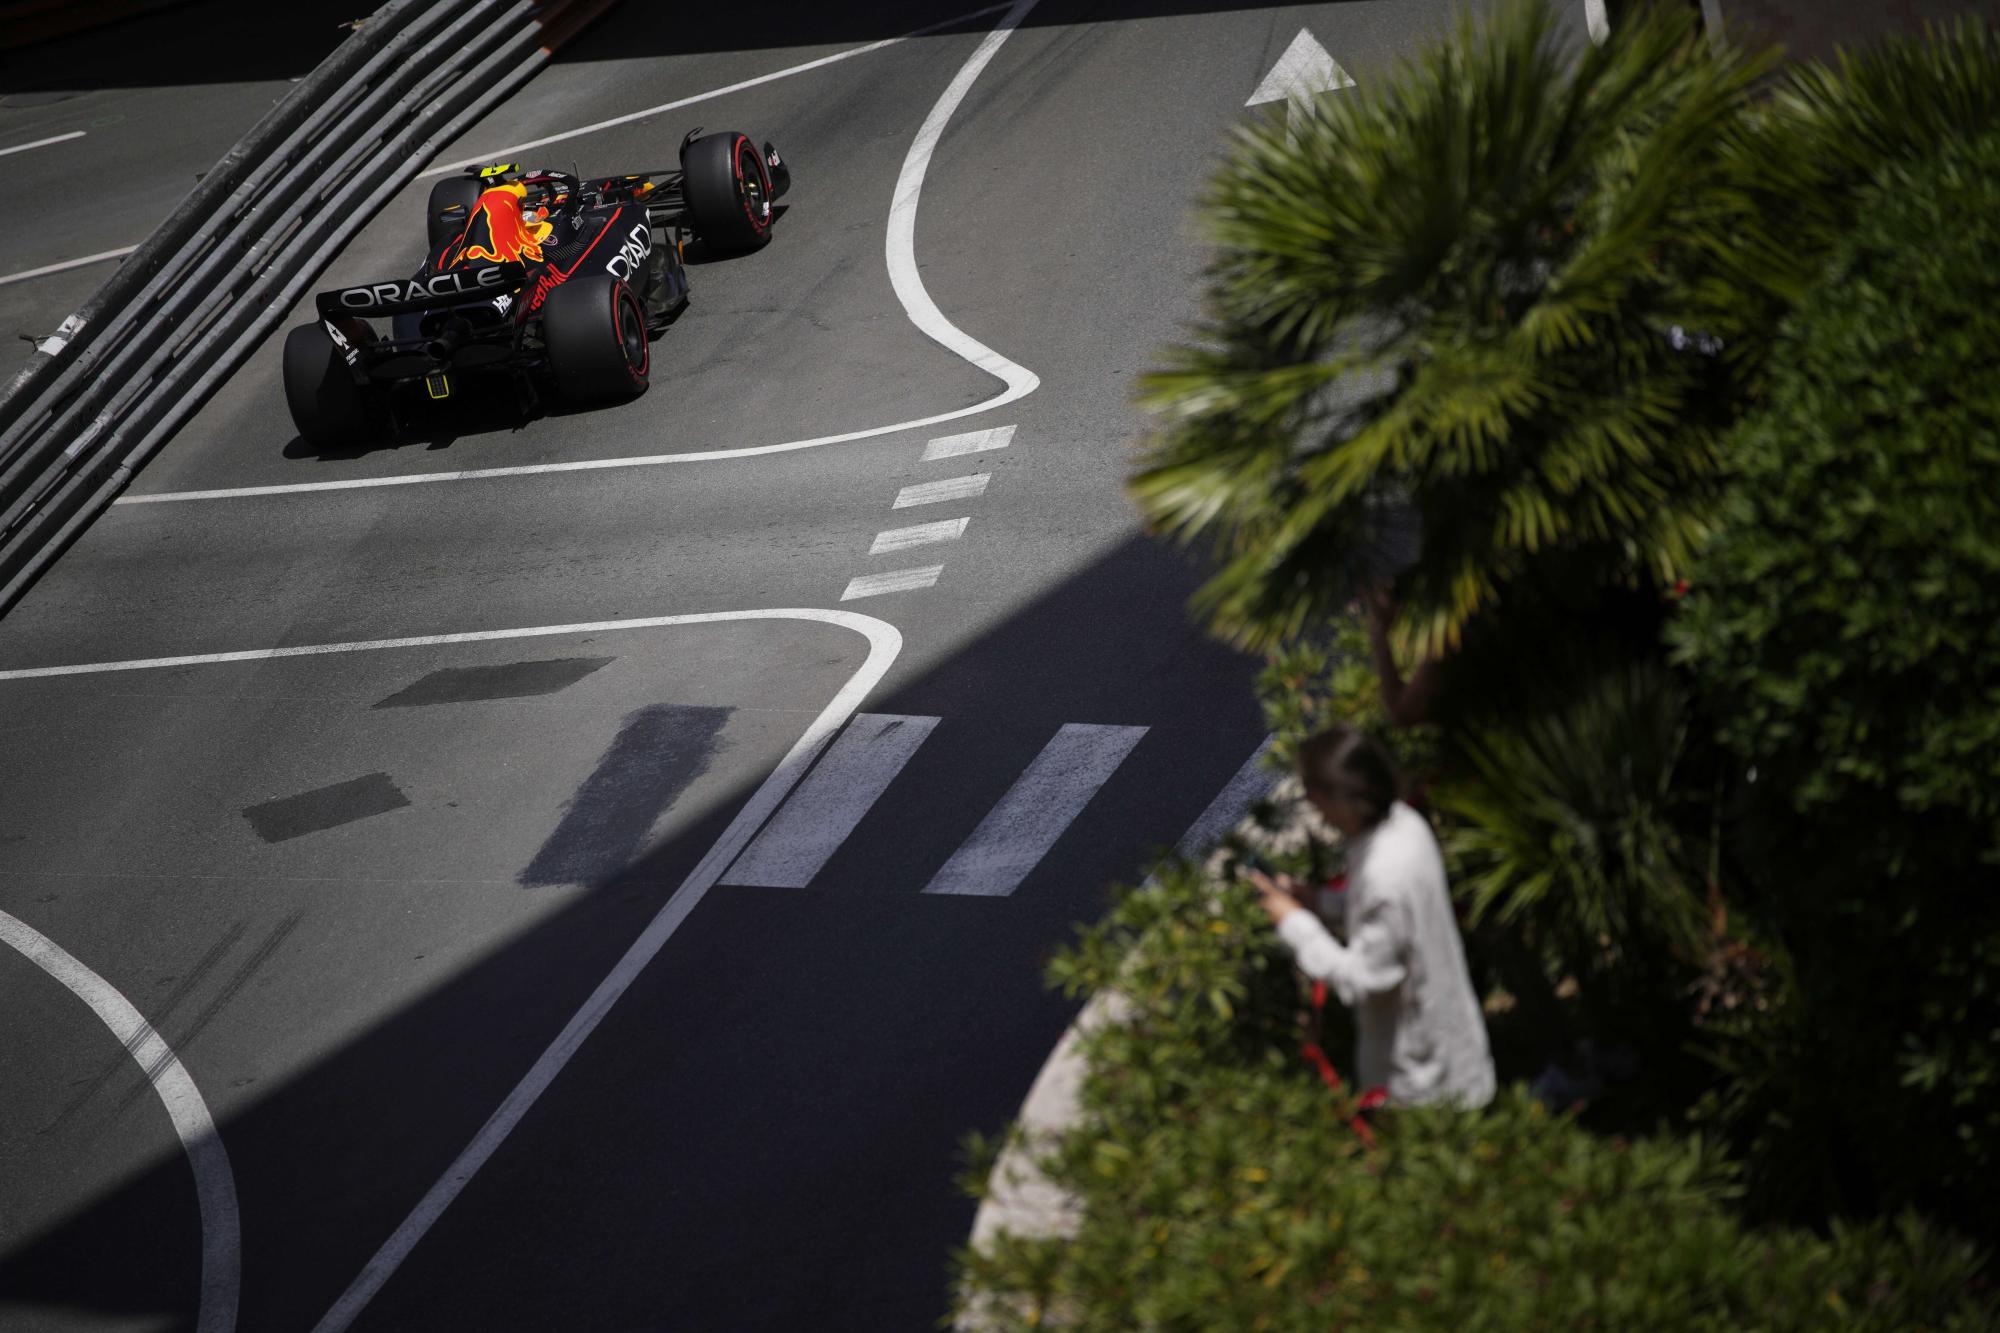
[283,128,790,446]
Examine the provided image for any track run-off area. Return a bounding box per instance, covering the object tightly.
[0,3,1580,1329]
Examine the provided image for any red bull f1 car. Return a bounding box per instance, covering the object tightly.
[283,128,789,446]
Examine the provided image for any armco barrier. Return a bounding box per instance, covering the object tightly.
[0,0,617,614]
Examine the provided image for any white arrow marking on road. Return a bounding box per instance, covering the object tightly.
[1245,28,1355,131]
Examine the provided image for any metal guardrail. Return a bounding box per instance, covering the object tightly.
[0,0,617,613]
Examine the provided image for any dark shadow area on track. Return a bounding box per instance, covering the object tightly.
[6,0,1366,93]
[1,0,366,96]
[0,530,1264,1332]
[278,367,687,462]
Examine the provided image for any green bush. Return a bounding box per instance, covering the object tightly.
[1670,135,2000,853]
[953,862,1993,1329]
[1255,617,1440,782]
[1433,657,1712,1074]
[1669,129,2000,1236]
[1440,658,1704,953]
[1728,19,2000,333]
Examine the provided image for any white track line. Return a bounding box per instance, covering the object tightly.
[887,0,1041,403]
[0,908,240,1333]
[924,723,1149,897]
[922,424,1014,461]
[0,608,874,682]
[1174,735,1276,855]
[840,564,945,600]
[0,129,86,157]
[870,516,968,554]
[423,3,1012,177]
[723,712,939,887]
[53,607,914,1333]
[116,0,1044,506]
[893,474,988,508]
[0,245,136,289]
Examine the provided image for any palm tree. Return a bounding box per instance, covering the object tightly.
[1130,2,1773,660]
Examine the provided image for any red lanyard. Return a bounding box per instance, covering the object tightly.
[1299,873,1389,1145]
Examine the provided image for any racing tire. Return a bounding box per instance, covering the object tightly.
[426,176,484,259]
[680,131,773,253]
[283,323,377,448]
[541,275,649,404]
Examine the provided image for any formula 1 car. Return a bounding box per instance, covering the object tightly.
[283,129,790,446]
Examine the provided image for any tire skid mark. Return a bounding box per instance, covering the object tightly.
[112,913,304,1116]
[46,920,248,1132]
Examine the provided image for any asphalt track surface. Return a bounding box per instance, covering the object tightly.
[0,1,365,348]
[0,3,1578,1329]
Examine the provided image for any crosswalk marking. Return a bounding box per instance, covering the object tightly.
[922,424,1015,462]
[1175,735,1277,854]
[924,724,1149,898]
[724,714,941,887]
[870,516,969,555]
[893,474,989,508]
[841,565,944,601]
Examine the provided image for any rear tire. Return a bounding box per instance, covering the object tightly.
[541,275,649,404]
[284,324,377,448]
[679,131,773,253]
[426,176,484,260]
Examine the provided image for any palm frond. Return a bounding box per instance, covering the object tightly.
[1131,0,1770,653]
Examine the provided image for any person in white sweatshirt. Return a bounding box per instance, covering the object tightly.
[1246,725,1496,1108]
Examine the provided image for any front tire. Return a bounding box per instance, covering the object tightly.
[679,131,773,253]
[541,275,649,404]
[283,324,377,448]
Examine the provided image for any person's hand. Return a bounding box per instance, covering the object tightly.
[1246,867,1307,926]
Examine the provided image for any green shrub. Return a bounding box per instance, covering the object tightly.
[1670,135,2000,853]
[1433,657,1712,1078]
[1728,19,2000,330]
[1255,617,1440,782]
[953,861,1993,1329]
[1669,129,2000,1236]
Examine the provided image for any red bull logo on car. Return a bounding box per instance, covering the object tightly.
[459,182,555,266]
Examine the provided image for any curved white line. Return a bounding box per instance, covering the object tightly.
[303,608,902,1333]
[885,0,1041,407]
[420,3,1013,178]
[0,909,241,1333]
[116,0,1044,507]
[0,608,903,1331]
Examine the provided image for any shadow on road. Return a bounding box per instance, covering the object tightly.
[0,529,1264,1331]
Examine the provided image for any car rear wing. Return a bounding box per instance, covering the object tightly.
[315,261,526,320]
